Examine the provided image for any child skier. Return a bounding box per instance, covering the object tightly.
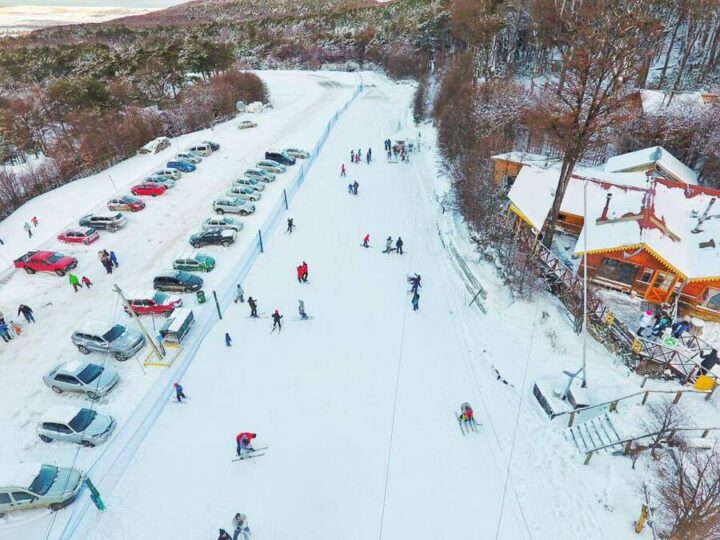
[341,163,346,177]
[23,222,32,238]
[287,218,295,233]
[348,183,353,194]
[271,310,283,332]
[225,332,232,347]
[173,382,186,402]
[236,432,257,456]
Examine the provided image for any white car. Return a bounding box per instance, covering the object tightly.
[232,177,265,191]
[226,186,262,202]
[175,152,202,164]
[186,144,212,157]
[256,160,286,174]
[145,176,176,189]
[213,197,256,216]
[202,216,244,232]
[284,147,309,159]
[244,168,276,183]
[37,406,116,446]
[238,120,257,129]
[153,168,182,181]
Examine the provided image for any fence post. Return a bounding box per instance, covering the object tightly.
[283,189,288,210]
[624,440,633,455]
[641,391,650,405]
[609,400,618,413]
[702,428,710,438]
[258,230,264,253]
[568,411,576,428]
[212,290,222,320]
[706,384,717,401]
[583,451,594,465]
[673,391,682,404]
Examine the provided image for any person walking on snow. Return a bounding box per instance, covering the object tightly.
[298,300,308,320]
[232,513,251,540]
[348,183,353,194]
[236,432,257,456]
[366,148,372,163]
[341,163,346,177]
[352,180,359,195]
[235,283,244,303]
[362,234,370,248]
[23,222,32,238]
[700,348,719,375]
[248,297,258,317]
[0,321,12,342]
[384,236,393,253]
[396,237,404,255]
[637,310,654,337]
[173,382,186,402]
[410,274,422,294]
[99,250,112,274]
[109,250,118,268]
[287,218,295,234]
[271,310,283,332]
[411,290,420,311]
[81,276,92,288]
[69,273,81,292]
[31,216,38,227]
[17,304,34,323]
[225,332,232,347]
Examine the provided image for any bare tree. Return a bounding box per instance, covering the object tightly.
[640,400,689,459]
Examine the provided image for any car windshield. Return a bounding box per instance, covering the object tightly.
[28,465,58,495]
[176,271,192,281]
[120,196,133,203]
[102,325,126,342]
[85,228,96,235]
[153,292,168,303]
[76,364,103,384]
[47,253,63,263]
[69,409,97,432]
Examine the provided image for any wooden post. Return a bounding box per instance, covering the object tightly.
[706,384,717,401]
[609,400,618,413]
[673,391,682,404]
[641,391,650,405]
[584,451,594,465]
[624,440,633,455]
[568,411,576,428]
[640,376,648,389]
[702,429,710,438]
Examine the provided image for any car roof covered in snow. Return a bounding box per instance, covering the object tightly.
[40,406,83,425]
[57,360,90,375]
[76,320,116,335]
[1,463,42,488]
[64,226,94,234]
[604,146,698,185]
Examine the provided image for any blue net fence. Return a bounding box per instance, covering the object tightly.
[56,83,363,540]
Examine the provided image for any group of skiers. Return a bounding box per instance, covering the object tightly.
[383,236,404,254]
[0,305,34,343]
[22,216,39,239]
[218,512,251,540]
[347,180,359,195]
[296,261,309,283]
[349,147,371,164]
[409,273,421,311]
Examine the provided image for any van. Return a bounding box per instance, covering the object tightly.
[187,144,212,157]
[159,308,195,345]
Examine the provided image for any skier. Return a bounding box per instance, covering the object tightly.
[225,332,232,347]
[232,513,251,540]
[296,264,304,283]
[173,382,186,402]
[366,149,372,163]
[0,321,12,342]
[31,216,38,227]
[298,300,308,320]
[109,250,119,268]
[0,237,3,245]
[68,273,81,292]
[17,304,34,323]
[411,290,420,311]
[348,183,353,194]
[248,297,258,317]
[409,274,422,293]
[384,236,393,253]
[236,432,257,456]
[362,234,370,248]
[637,310,654,337]
[387,148,392,160]
[355,153,360,164]
[81,276,93,288]
[350,149,354,162]
[396,237,404,255]
[287,218,295,234]
[218,530,232,540]
[700,348,719,376]
[341,163,347,177]
[352,180,359,195]
[271,310,283,332]
[235,283,244,303]
[23,222,32,238]
[459,402,476,430]
[301,261,308,282]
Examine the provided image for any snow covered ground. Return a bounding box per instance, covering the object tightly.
[3,71,719,540]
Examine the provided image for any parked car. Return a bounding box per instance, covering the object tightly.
[57,227,99,246]
[202,216,244,232]
[265,149,296,166]
[284,147,309,159]
[173,253,215,273]
[238,120,257,129]
[175,152,202,164]
[71,321,146,361]
[131,182,167,197]
[226,186,261,201]
[144,176,176,189]
[213,197,256,216]
[0,464,84,514]
[244,168,275,183]
[37,406,116,447]
[153,168,182,180]
[153,271,203,293]
[233,177,265,191]
[79,213,127,232]
[125,291,182,317]
[189,228,236,248]
[186,144,212,157]
[203,140,220,151]
[256,160,286,174]
[43,360,119,399]
[107,195,145,212]
[167,160,196,173]
[14,251,78,276]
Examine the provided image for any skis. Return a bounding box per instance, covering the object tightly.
[292,316,314,321]
[360,244,371,248]
[232,447,268,462]
[270,324,282,334]
[456,413,480,434]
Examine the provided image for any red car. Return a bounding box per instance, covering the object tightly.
[124,291,182,316]
[107,195,145,212]
[130,183,167,197]
[14,250,78,276]
[57,227,100,245]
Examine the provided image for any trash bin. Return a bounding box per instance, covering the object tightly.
[196,290,206,304]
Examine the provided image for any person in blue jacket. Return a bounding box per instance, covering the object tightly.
[173,382,186,402]
[225,333,232,347]
[671,317,691,339]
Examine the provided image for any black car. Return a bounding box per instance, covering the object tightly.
[265,150,296,166]
[153,271,203,293]
[189,228,236,248]
[203,140,221,151]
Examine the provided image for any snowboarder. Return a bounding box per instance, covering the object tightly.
[411,290,420,311]
[700,348,719,375]
[287,218,295,234]
[173,382,186,402]
[218,529,232,540]
[109,250,119,268]
[248,297,258,317]
[637,310,654,337]
[352,180,359,195]
[69,273,81,292]
[341,163,347,177]
[362,234,370,248]
[81,276,92,288]
[409,274,422,293]
[271,309,283,332]
[396,237,404,255]
[232,513,251,540]
[17,304,34,323]
[236,432,257,456]
[298,300,308,320]
[225,332,232,347]
[23,222,32,238]
[31,216,38,227]
[235,283,244,303]
[0,321,12,342]
[671,317,691,339]
[348,183,353,194]
[384,236,393,253]
[301,261,308,282]
[350,149,355,162]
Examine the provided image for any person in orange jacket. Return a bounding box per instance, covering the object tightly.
[236,432,257,456]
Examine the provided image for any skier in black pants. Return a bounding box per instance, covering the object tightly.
[352,181,359,195]
[287,218,295,233]
[248,297,258,317]
[396,237,404,254]
[271,310,283,332]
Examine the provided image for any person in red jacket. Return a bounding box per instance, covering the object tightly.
[296,264,304,283]
[362,234,370,248]
[301,261,308,282]
[236,432,257,456]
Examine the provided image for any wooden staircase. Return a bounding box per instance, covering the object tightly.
[564,413,623,454]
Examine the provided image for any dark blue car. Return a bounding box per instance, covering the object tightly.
[167,160,196,173]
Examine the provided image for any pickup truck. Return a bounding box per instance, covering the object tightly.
[14,251,78,276]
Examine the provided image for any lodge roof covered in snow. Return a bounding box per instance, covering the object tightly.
[604,146,699,185]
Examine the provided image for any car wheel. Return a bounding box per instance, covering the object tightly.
[151,194,157,197]
[222,241,231,247]
[216,209,225,215]
[240,211,248,216]
[192,242,201,248]
[164,311,173,318]
[55,269,66,277]
[39,435,52,443]
[114,352,128,362]
[87,391,100,400]
[51,386,63,394]
[81,440,95,447]
[77,345,90,355]
[24,267,36,275]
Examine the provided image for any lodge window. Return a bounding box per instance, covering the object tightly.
[638,269,654,284]
[703,288,720,311]
[595,258,639,286]
[505,175,517,187]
